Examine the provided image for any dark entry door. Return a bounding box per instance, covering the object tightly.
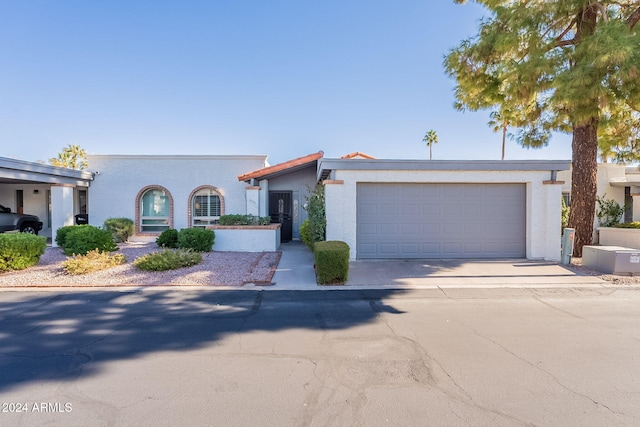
[269,191,292,242]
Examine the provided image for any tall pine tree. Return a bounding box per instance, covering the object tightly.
[445,1,640,256]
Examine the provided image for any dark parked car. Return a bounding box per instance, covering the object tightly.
[0,204,43,235]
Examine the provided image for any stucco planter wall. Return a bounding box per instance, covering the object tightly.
[598,227,640,249]
[208,224,281,252]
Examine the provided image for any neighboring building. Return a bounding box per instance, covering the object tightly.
[558,164,640,228]
[0,157,94,240]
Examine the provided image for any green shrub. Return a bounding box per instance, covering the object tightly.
[614,221,640,229]
[218,214,271,226]
[61,225,118,256]
[178,228,215,252]
[133,249,202,271]
[596,195,625,227]
[0,233,47,272]
[561,197,570,232]
[305,183,326,247]
[62,249,127,275]
[314,240,350,285]
[104,217,135,243]
[55,225,78,248]
[156,228,179,248]
[300,219,313,250]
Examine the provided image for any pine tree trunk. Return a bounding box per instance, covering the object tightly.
[568,119,598,257]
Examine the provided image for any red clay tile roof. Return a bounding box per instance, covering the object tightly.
[340,151,377,159]
[238,151,324,182]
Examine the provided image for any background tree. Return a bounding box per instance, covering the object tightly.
[49,144,88,170]
[445,1,640,256]
[487,109,514,160]
[422,129,438,160]
[598,106,640,163]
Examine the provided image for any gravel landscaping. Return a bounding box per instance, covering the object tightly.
[566,258,640,286]
[0,242,281,288]
[1,241,638,288]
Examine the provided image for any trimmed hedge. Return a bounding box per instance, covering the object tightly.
[218,214,271,226]
[177,228,215,252]
[314,240,350,285]
[59,225,119,256]
[613,221,640,229]
[155,228,215,251]
[0,233,47,272]
[104,217,135,243]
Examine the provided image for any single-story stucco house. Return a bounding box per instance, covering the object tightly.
[4,151,637,261]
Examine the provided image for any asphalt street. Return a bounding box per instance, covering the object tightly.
[0,287,639,426]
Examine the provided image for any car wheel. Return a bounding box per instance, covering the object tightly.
[20,224,38,235]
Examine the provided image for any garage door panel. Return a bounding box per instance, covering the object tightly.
[401,185,422,198]
[402,243,420,255]
[401,223,420,234]
[379,243,399,254]
[357,183,525,259]
[401,204,420,215]
[422,204,440,216]
[380,224,399,234]
[358,224,378,235]
[379,204,398,216]
[443,242,462,254]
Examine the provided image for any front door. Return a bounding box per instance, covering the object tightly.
[269,191,292,243]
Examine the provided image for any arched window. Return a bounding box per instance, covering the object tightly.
[192,187,222,227]
[140,188,172,232]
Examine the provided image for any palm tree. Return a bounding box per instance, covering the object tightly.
[488,110,510,160]
[422,130,438,160]
[49,145,88,170]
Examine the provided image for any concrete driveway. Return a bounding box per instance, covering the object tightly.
[346,259,606,288]
[274,242,607,290]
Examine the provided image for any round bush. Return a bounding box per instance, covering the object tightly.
[55,225,78,248]
[61,225,118,256]
[156,228,179,248]
[104,217,135,243]
[177,228,215,252]
[0,233,47,272]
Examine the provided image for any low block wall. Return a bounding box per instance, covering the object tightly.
[208,224,281,252]
[598,227,640,250]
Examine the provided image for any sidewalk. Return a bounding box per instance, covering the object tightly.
[271,241,608,291]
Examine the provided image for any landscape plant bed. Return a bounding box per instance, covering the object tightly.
[0,242,281,287]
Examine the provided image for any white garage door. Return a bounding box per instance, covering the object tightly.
[356,183,526,259]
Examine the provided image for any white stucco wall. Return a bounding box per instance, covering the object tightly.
[324,169,564,261]
[87,155,267,233]
[209,226,281,252]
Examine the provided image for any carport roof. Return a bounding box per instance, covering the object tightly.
[0,157,94,186]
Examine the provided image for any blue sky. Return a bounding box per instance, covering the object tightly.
[1,1,573,165]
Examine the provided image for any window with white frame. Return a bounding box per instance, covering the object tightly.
[141,189,171,232]
[192,188,221,227]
